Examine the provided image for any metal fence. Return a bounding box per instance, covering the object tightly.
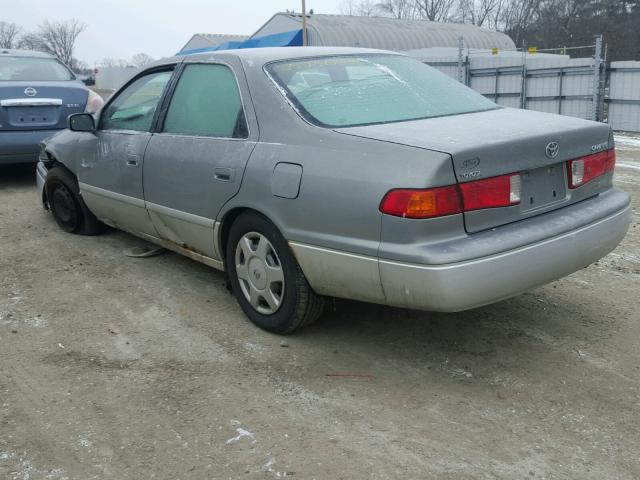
[416,37,640,133]
[607,61,640,132]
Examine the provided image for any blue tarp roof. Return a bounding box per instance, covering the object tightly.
[178,29,302,56]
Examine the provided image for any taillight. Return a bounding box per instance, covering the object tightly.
[379,173,521,219]
[85,89,105,113]
[567,148,615,189]
[459,173,521,211]
[379,186,462,219]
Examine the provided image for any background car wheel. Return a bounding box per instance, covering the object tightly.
[226,211,325,334]
[44,166,103,235]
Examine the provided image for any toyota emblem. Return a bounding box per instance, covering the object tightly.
[24,87,37,97]
[545,141,559,159]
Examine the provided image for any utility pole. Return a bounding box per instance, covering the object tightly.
[591,34,603,122]
[302,0,308,46]
[456,37,465,84]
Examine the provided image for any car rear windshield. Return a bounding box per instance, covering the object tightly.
[266,54,498,128]
[0,56,74,81]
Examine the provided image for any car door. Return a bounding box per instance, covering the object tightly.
[78,67,174,237]
[142,59,258,260]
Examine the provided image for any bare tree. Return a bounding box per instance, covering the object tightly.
[339,0,379,15]
[99,57,131,68]
[98,57,118,68]
[130,53,155,67]
[333,0,639,61]
[456,0,505,27]
[17,32,45,51]
[72,59,90,74]
[0,22,22,49]
[415,0,457,21]
[501,0,542,46]
[36,19,86,67]
[377,0,419,18]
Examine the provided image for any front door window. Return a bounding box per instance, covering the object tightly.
[100,71,172,132]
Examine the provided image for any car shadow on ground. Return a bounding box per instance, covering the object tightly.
[286,281,609,376]
[0,164,37,189]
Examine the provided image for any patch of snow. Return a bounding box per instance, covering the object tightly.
[264,455,289,476]
[0,451,15,461]
[357,58,407,85]
[24,316,48,328]
[617,162,640,171]
[45,468,68,480]
[614,134,640,149]
[441,359,473,379]
[9,294,22,303]
[225,427,256,445]
[79,437,93,449]
[243,342,266,355]
[0,449,68,480]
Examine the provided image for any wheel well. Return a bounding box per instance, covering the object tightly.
[41,154,76,205]
[48,159,75,177]
[219,207,249,262]
[219,207,283,264]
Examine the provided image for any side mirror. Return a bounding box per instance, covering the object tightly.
[68,113,95,132]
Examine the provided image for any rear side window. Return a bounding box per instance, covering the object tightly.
[0,56,74,81]
[163,64,248,139]
[100,70,172,132]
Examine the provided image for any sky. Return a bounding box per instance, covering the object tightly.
[4,0,345,66]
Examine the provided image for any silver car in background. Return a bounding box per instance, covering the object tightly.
[36,47,631,333]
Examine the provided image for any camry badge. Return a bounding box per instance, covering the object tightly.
[24,87,37,97]
[545,141,559,159]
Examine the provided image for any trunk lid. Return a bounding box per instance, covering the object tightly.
[335,108,613,233]
[0,81,88,131]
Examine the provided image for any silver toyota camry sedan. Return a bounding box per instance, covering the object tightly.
[36,47,631,333]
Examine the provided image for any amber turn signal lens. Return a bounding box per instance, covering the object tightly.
[379,186,463,219]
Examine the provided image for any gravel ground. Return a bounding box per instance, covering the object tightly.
[0,135,638,480]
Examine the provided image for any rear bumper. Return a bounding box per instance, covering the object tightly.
[290,189,631,312]
[379,200,630,311]
[0,129,61,164]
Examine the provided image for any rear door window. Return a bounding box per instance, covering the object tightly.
[100,70,173,132]
[162,64,248,139]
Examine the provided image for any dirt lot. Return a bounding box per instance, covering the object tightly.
[1,136,639,480]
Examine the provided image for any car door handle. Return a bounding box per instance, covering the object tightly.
[214,167,234,182]
[126,158,139,167]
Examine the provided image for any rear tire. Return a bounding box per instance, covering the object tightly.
[226,211,325,334]
[45,166,103,235]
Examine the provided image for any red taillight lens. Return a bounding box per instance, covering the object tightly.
[85,89,105,114]
[459,173,521,211]
[567,148,616,189]
[379,173,521,219]
[379,186,462,219]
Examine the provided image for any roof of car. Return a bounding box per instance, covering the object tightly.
[158,46,402,67]
[0,48,56,58]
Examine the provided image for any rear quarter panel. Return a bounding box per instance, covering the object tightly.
[227,130,457,256]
